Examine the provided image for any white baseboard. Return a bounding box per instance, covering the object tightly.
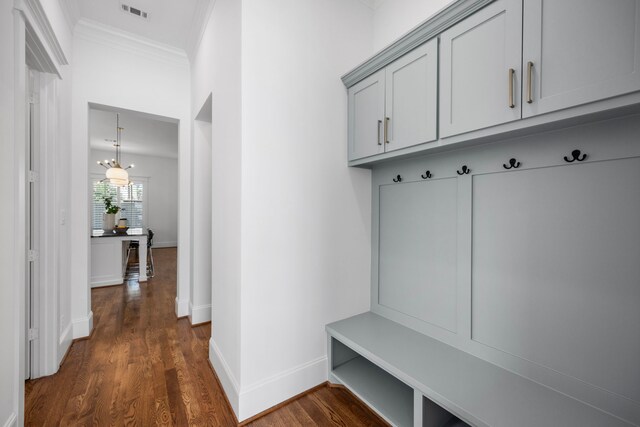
[175,297,189,318]
[3,412,17,427]
[209,339,240,417]
[154,241,177,248]
[58,322,73,365]
[72,311,94,339]
[90,275,123,288]
[237,356,328,422]
[189,302,211,325]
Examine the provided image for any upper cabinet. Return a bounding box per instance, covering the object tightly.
[440,0,522,138]
[344,0,640,164]
[348,40,438,162]
[522,0,640,117]
[348,70,385,160]
[385,40,438,152]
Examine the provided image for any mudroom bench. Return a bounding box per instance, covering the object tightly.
[326,312,630,427]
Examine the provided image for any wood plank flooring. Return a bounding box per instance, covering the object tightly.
[25,247,387,426]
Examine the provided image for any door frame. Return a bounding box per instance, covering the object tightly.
[13,1,68,423]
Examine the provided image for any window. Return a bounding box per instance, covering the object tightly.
[91,175,147,230]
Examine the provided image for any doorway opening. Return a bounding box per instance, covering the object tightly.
[87,104,180,308]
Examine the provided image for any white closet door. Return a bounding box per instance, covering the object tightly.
[522,0,640,118]
[348,70,385,161]
[384,39,438,152]
[439,0,522,138]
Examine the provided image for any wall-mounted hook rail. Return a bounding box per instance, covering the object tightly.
[564,150,587,163]
[503,158,521,170]
[392,175,402,183]
[421,170,432,179]
[457,165,471,175]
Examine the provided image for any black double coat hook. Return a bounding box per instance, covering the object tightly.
[503,158,521,170]
[457,165,471,175]
[392,175,402,183]
[421,170,432,179]
[564,150,587,163]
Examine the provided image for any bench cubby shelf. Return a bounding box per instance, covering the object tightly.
[327,312,631,427]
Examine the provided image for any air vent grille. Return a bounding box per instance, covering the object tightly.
[120,3,149,19]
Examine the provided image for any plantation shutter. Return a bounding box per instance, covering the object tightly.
[118,183,144,228]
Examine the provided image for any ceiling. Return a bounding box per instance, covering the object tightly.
[65,0,212,51]
[89,106,179,159]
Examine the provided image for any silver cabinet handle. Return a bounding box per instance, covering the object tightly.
[384,117,390,144]
[526,61,534,104]
[377,119,382,145]
[508,68,515,108]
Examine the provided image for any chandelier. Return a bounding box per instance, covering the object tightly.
[96,113,134,186]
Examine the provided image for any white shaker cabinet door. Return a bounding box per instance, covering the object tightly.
[439,0,523,138]
[348,70,385,161]
[522,0,640,118]
[384,39,438,152]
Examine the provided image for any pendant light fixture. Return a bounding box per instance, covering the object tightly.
[96,113,134,186]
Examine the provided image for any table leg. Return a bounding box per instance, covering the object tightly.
[139,236,148,282]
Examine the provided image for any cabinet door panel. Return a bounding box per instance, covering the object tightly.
[523,0,640,117]
[348,70,385,161]
[440,0,522,138]
[385,39,438,152]
[378,179,458,333]
[472,159,640,402]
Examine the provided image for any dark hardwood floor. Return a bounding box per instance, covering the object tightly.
[25,247,387,426]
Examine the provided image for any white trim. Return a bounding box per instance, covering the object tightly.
[72,311,94,339]
[188,302,211,325]
[13,9,28,426]
[154,241,177,248]
[58,321,72,366]
[91,276,123,288]
[237,356,328,422]
[185,0,216,62]
[74,18,189,67]
[14,0,68,66]
[2,412,17,427]
[175,297,189,318]
[209,339,240,416]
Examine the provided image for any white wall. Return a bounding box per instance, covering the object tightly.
[190,117,212,325]
[2,1,74,424]
[192,0,374,420]
[70,20,191,338]
[1,4,18,425]
[90,149,179,247]
[373,0,452,51]
[191,0,243,413]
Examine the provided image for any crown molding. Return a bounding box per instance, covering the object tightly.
[14,0,69,67]
[58,0,80,34]
[342,0,494,87]
[185,0,216,63]
[74,18,189,67]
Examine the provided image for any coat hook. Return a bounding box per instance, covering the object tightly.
[456,165,471,175]
[421,170,432,179]
[564,149,587,163]
[503,158,521,170]
[392,174,402,183]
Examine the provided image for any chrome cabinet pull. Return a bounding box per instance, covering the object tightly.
[377,120,382,145]
[384,117,390,144]
[526,61,534,104]
[508,68,515,109]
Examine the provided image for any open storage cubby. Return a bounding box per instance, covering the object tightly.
[423,396,470,427]
[331,338,414,427]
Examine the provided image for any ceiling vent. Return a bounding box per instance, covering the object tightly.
[120,4,149,20]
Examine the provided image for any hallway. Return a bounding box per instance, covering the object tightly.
[24,248,385,426]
